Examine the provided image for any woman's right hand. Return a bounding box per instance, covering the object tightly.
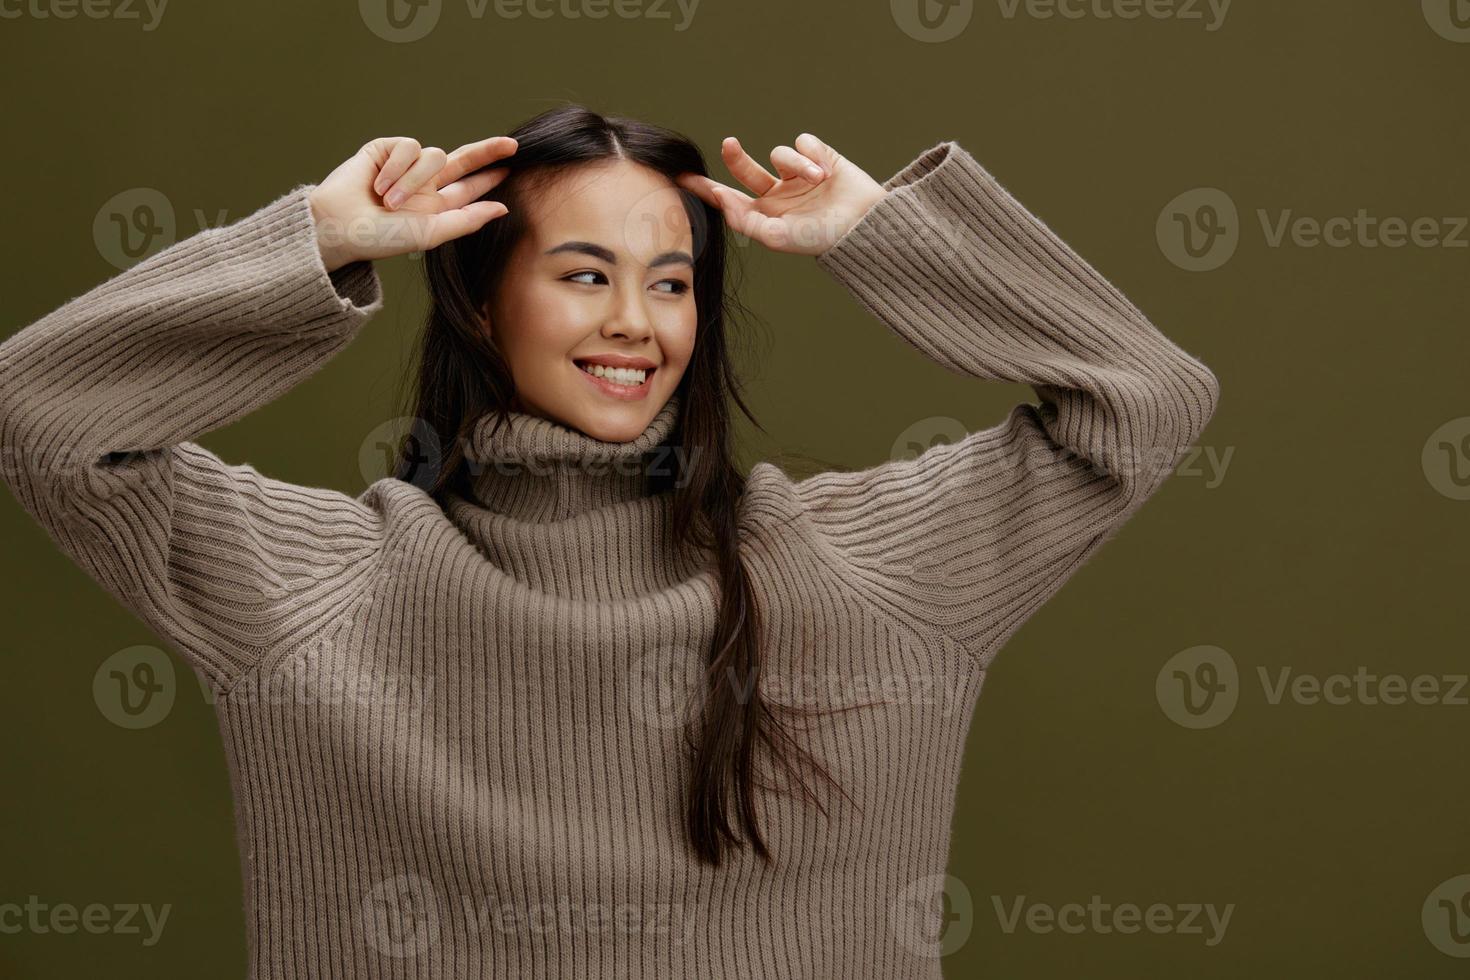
[308,135,517,272]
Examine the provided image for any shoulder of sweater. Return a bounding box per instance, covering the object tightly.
[737,459,860,569]
[355,474,462,536]
[738,460,809,528]
[737,458,967,664]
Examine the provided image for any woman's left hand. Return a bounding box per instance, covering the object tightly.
[676,134,887,256]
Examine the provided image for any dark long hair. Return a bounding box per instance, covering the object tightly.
[392,102,846,866]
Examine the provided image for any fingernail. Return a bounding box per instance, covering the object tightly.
[385,190,402,208]
[807,166,823,180]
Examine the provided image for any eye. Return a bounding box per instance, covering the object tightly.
[563,270,690,295]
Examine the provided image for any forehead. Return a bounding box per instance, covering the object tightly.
[519,160,694,263]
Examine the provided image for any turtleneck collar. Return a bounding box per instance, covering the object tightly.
[461,394,682,522]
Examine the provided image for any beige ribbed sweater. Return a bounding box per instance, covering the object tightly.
[0,141,1219,978]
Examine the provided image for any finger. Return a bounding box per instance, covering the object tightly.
[770,144,824,184]
[383,146,448,210]
[721,137,778,196]
[423,201,510,249]
[440,135,519,187]
[794,132,838,170]
[691,177,769,240]
[677,173,761,229]
[676,173,791,249]
[371,137,422,197]
[437,166,509,210]
[674,172,723,210]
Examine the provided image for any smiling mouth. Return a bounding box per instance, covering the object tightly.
[574,360,655,388]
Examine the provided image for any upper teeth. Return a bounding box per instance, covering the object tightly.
[579,362,647,386]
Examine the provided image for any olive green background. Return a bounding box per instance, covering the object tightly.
[2,1,1466,976]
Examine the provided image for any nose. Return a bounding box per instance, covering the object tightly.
[600,281,655,343]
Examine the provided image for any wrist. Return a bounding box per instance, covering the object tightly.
[308,188,353,273]
[853,186,888,222]
[820,188,888,255]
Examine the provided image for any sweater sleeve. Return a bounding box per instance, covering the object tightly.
[791,141,1220,667]
[0,184,390,693]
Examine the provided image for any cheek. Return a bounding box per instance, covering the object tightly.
[501,283,595,359]
[656,305,699,369]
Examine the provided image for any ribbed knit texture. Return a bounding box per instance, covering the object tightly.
[0,141,1219,979]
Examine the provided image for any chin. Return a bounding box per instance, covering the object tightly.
[555,399,651,443]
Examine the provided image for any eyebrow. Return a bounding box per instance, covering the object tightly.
[545,241,694,269]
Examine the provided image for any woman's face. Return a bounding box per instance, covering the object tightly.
[483,159,698,443]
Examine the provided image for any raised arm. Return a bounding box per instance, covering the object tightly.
[789,140,1220,666]
[0,186,392,692]
[0,135,517,692]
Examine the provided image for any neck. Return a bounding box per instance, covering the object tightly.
[462,395,682,522]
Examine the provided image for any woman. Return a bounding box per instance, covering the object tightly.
[0,103,1219,977]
